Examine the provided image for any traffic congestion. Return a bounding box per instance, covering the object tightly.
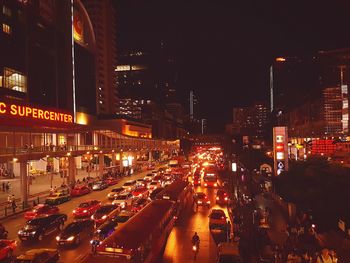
[0,148,239,263]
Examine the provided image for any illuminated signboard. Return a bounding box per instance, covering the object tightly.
[273,126,288,176]
[0,102,73,124]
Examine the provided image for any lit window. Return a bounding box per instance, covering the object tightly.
[99,100,103,104]
[3,68,27,93]
[3,6,11,16]
[2,23,11,34]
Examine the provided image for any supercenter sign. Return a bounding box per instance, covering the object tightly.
[273,126,289,176]
[0,102,73,123]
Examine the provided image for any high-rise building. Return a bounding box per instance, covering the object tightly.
[82,0,118,115]
[231,103,269,137]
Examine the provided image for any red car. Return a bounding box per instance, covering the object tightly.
[24,204,59,220]
[70,185,91,197]
[132,187,149,198]
[216,189,229,204]
[105,177,119,186]
[73,200,101,218]
[131,198,149,213]
[0,239,17,260]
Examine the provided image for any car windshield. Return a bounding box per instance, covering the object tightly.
[150,182,158,185]
[79,202,90,208]
[27,218,46,225]
[124,182,134,186]
[211,212,225,219]
[115,215,130,223]
[196,193,206,199]
[204,177,217,182]
[135,199,146,205]
[97,206,114,213]
[112,188,122,192]
[218,255,241,263]
[64,222,81,232]
[116,195,127,200]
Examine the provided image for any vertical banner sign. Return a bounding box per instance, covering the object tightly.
[273,126,289,176]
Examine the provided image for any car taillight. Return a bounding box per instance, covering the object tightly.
[221,216,225,219]
[204,183,207,186]
[224,197,228,201]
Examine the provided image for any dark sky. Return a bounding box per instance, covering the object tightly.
[115,0,350,132]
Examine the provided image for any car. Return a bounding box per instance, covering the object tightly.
[131,198,149,213]
[162,178,173,187]
[90,220,118,247]
[149,187,164,200]
[73,200,101,218]
[70,185,91,197]
[112,192,134,209]
[16,248,59,263]
[209,209,228,231]
[194,192,211,207]
[147,164,155,170]
[18,214,67,241]
[143,173,154,182]
[136,178,147,187]
[24,204,59,220]
[193,176,201,186]
[216,189,229,204]
[153,175,163,183]
[122,180,137,191]
[0,239,17,261]
[216,242,241,263]
[56,220,94,246]
[92,181,108,191]
[132,187,149,198]
[105,177,119,186]
[45,192,71,205]
[113,210,135,226]
[107,187,124,200]
[147,181,161,191]
[91,204,121,226]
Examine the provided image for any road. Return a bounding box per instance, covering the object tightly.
[162,183,230,263]
[1,168,153,262]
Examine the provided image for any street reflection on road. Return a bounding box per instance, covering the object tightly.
[162,184,229,263]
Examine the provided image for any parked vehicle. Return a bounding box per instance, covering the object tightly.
[45,193,71,205]
[16,248,59,263]
[70,185,91,197]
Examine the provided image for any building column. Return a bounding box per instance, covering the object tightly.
[98,153,104,177]
[111,153,117,167]
[119,152,124,172]
[149,151,153,162]
[68,157,76,184]
[20,162,28,206]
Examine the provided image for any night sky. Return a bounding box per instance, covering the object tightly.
[116,0,350,132]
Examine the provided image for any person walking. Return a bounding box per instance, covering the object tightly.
[11,195,16,214]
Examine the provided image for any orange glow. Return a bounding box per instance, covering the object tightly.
[0,102,73,123]
[122,124,152,138]
[276,57,286,62]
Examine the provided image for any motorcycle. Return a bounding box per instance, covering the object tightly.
[192,240,200,259]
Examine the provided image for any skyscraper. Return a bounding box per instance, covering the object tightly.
[82,0,118,115]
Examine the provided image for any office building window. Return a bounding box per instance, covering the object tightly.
[3,68,27,93]
[2,23,11,34]
[2,5,11,17]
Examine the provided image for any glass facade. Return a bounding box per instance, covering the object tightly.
[3,68,27,93]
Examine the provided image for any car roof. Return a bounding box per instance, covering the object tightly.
[217,242,240,255]
[211,209,225,214]
[117,210,135,216]
[17,248,57,260]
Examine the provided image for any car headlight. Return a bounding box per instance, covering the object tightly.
[67,236,75,241]
[73,210,76,213]
[224,197,228,201]
[18,230,23,235]
[83,210,88,213]
[56,236,60,241]
[102,215,107,220]
[216,197,219,200]
[214,183,217,187]
[31,231,36,235]
[108,194,111,197]
[91,215,94,220]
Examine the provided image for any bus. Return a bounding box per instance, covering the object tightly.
[90,200,175,263]
[203,168,219,187]
[156,181,193,220]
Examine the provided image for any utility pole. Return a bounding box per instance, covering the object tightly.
[190,90,194,120]
[201,119,206,134]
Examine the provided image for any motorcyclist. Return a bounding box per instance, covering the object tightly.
[192,232,200,246]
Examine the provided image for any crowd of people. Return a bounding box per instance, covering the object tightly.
[0,165,15,178]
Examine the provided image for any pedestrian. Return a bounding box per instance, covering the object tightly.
[11,198,16,214]
[316,248,335,263]
[226,220,232,242]
[6,182,10,192]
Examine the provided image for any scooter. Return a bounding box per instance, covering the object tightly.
[192,240,199,260]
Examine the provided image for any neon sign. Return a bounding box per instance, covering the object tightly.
[0,102,73,123]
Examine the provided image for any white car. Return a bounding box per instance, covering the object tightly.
[112,192,134,209]
[148,181,161,191]
[122,180,137,191]
[144,173,154,182]
[107,187,124,200]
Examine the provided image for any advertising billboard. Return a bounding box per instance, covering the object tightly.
[273,126,288,176]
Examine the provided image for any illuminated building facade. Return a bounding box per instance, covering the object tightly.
[82,0,118,115]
